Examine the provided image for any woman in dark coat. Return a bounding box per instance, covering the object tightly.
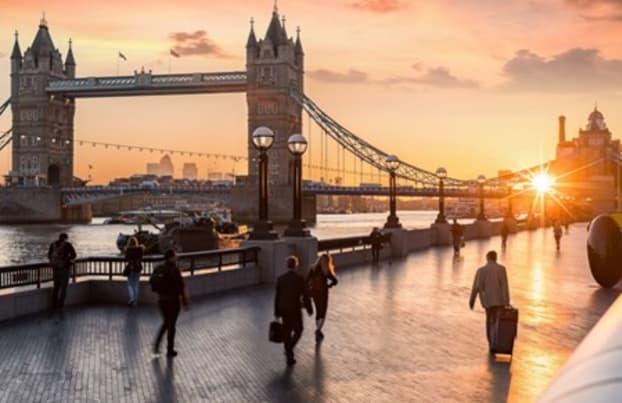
[124,236,145,307]
[306,253,338,342]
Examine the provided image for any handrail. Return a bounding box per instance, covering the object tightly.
[318,233,391,254]
[0,247,259,290]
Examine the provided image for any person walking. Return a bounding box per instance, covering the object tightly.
[152,249,189,358]
[451,219,465,256]
[553,220,563,251]
[274,256,313,366]
[48,233,77,311]
[307,253,338,343]
[124,236,145,307]
[469,250,510,354]
[501,221,510,249]
[369,227,383,264]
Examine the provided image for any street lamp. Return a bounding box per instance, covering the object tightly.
[477,174,487,221]
[284,133,311,237]
[249,126,278,240]
[384,155,402,229]
[506,180,515,218]
[435,167,448,224]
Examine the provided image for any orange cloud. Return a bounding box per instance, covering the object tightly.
[350,0,406,13]
[168,30,231,58]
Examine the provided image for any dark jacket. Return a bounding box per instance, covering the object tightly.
[153,261,186,301]
[125,246,144,273]
[48,241,77,269]
[369,230,383,248]
[274,270,313,317]
[306,266,338,294]
[451,223,464,238]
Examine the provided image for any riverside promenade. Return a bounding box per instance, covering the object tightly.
[0,224,616,403]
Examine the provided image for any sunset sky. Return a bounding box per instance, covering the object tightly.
[1,0,622,184]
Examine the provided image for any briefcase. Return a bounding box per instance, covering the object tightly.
[269,321,283,343]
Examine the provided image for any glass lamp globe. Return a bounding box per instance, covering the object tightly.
[287,133,308,155]
[436,167,447,180]
[251,126,275,151]
[385,155,400,171]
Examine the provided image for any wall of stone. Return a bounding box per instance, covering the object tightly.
[0,187,62,223]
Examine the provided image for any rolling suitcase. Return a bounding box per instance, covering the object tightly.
[492,306,518,355]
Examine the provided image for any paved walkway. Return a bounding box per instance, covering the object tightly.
[0,224,619,403]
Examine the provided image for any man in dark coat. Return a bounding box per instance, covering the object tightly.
[48,233,77,310]
[369,227,383,264]
[152,249,189,358]
[274,256,313,366]
[450,219,465,256]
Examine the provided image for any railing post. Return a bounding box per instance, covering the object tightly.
[72,262,77,284]
[109,261,113,280]
[218,254,223,272]
[190,257,195,277]
[37,267,41,289]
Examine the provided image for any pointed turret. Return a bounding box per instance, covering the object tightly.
[11,31,22,60]
[295,27,303,56]
[246,17,257,49]
[265,7,283,47]
[65,38,75,77]
[30,14,56,57]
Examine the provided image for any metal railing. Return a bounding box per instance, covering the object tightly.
[318,233,392,254]
[0,247,259,290]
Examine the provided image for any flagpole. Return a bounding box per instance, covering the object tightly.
[168,54,172,74]
[116,57,119,76]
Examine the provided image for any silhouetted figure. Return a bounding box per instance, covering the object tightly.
[124,236,145,307]
[369,227,383,263]
[450,219,464,256]
[553,220,563,251]
[307,253,338,343]
[564,220,570,234]
[469,250,510,354]
[48,233,77,310]
[274,256,313,365]
[501,221,510,249]
[151,249,189,358]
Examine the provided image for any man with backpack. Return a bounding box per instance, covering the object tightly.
[151,249,189,358]
[48,233,77,311]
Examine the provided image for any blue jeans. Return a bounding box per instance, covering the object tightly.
[127,272,140,303]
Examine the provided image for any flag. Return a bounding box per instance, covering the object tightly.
[118,52,127,61]
[169,49,180,58]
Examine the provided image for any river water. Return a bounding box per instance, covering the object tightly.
[0,211,480,266]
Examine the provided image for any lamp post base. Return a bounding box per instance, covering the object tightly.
[384,215,402,229]
[434,213,448,224]
[284,219,311,237]
[476,214,488,222]
[249,221,279,240]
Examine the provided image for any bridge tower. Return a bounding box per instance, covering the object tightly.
[245,5,304,186]
[233,5,314,224]
[9,17,75,187]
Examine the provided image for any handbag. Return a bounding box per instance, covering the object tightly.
[269,320,283,343]
[122,264,131,277]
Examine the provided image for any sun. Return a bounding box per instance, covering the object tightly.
[532,173,554,194]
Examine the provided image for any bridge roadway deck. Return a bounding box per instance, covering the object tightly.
[0,225,617,402]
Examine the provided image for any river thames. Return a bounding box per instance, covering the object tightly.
[0,211,485,266]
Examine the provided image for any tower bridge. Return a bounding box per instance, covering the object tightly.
[1,6,618,224]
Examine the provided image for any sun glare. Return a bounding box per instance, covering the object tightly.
[532,174,553,194]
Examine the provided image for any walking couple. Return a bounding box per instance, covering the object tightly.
[274,253,338,365]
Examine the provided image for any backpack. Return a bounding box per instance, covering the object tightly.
[49,242,66,268]
[150,264,169,294]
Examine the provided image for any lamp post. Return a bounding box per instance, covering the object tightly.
[384,155,402,229]
[249,126,278,240]
[477,174,487,221]
[506,181,514,218]
[435,167,448,224]
[284,133,310,237]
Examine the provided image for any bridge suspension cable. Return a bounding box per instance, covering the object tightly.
[292,92,468,188]
[74,139,247,162]
[0,128,13,152]
[0,97,10,117]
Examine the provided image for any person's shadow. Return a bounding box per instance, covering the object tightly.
[152,358,177,402]
[486,354,512,402]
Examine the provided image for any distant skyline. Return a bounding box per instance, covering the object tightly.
[2,0,622,183]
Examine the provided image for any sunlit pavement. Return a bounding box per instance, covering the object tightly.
[0,224,617,403]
